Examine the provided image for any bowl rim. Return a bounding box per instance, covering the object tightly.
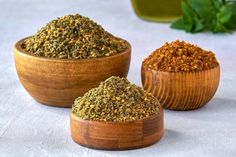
[70,107,163,125]
[14,36,131,63]
[141,62,220,74]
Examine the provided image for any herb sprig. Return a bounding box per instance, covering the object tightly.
[171,0,236,33]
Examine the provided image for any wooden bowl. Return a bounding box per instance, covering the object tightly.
[141,64,220,110]
[70,108,164,150]
[14,37,131,107]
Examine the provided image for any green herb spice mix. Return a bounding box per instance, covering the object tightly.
[22,14,128,59]
[72,76,160,122]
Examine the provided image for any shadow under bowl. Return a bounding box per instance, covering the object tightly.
[70,108,164,150]
[14,37,131,107]
[141,63,220,111]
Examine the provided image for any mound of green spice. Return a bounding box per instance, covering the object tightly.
[22,14,128,59]
[72,76,160,122]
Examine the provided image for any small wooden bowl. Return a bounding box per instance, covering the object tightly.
[141,64,220,110]
[70,109,164,150]
[14,37,131,107]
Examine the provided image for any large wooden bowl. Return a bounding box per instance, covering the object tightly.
[141,64,220,110]
[14,37,131,107]
[70,108,164,150]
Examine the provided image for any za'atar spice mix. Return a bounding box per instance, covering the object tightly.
[72,76,161,122]
[22,14,128,59]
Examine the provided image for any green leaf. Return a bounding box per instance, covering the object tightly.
[171,18,185,29]
[217,4,233,23]
[193,18,204,32]
[185,20,194,32]
[181,0,196,17]
[226,13,236,29]
[188,0,213,18]
[181,0,202,32]
[212,22,229,32]
[212,0,224,10]
[170,0,236,33]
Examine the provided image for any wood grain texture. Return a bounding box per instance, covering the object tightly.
[14,37,131,107]
[70,108,164,150]
[141,64,220,110]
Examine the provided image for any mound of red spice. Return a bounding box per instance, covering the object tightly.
[143,40,219,72]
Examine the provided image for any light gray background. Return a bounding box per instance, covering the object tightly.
[0,0,236,157]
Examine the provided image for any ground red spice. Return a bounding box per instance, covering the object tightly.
[143,40,219,72]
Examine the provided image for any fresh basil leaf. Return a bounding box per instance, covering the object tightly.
[181,0,196,17]
[212,0,224,10]
[213,22,229,32]
[184,20,194,32]
[170,0,236,33]
[171,18,185,29]
[181,0,201,32]
[193,18,204,32]
[188,0,213,19]
[226,13,236,28]
[217,4,233,23]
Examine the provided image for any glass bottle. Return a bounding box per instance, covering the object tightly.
[131,0,182,22]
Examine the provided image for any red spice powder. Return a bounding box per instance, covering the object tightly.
[143,40,219,72]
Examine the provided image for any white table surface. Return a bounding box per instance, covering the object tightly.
[1,0,236,156]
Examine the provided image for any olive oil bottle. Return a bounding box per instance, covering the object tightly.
[131,0,182,22]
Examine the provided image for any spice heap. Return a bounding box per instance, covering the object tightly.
[72,76,160,122]
[22,14,128,59]
[143,40,219,72]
